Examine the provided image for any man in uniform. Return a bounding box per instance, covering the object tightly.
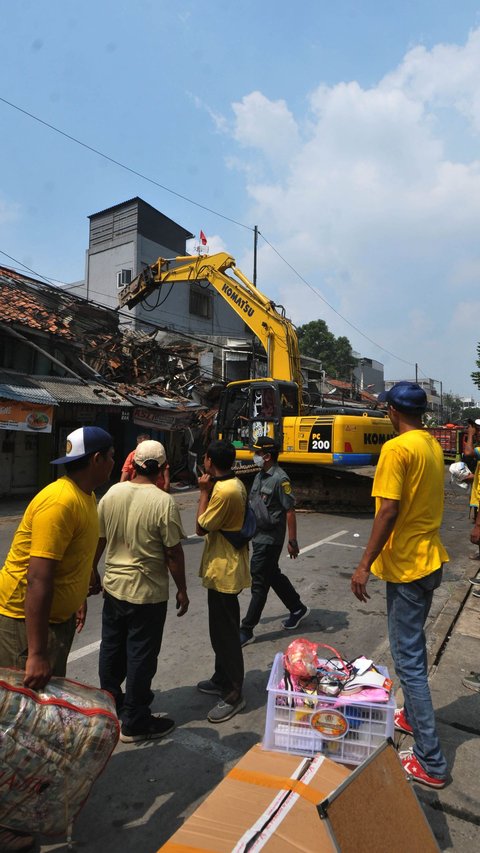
[351,381,449,788]
[240,436,308,647]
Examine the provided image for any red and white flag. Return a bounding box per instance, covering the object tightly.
[199,230,207,245]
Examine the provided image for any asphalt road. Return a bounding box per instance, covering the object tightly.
[0,482,472,852]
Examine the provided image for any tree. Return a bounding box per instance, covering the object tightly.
[297,319,355,380]
[470,343,480,390]
[442,392,465,424]
[462,407,480,422]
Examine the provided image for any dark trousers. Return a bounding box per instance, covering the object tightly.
[99,591,167,732]
[208,589,244,705]
[242,541,302,629]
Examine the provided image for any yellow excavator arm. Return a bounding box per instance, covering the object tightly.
[119,252,302,388]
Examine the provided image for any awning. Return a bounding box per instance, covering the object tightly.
[0,371,58,405]
[0,372,131,407]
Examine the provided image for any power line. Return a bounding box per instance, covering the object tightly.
[0,95,427,372]
[0,95,252,232]
[258,232,415,368]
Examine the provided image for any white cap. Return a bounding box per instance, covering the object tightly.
[133,440,166,470]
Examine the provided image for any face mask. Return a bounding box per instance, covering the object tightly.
[253,454,265,467]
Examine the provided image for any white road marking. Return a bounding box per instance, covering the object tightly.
[68,530,354,663]
[68,640,100,662]
[299,530,348,554]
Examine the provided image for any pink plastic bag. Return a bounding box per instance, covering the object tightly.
[283,638,319,679]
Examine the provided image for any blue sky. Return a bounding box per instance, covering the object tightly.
[2,1,480,398]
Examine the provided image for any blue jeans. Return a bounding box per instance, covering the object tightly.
[387,567,448,778]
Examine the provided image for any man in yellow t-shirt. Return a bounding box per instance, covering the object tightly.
[196,439,250,724]
[0,426,114,690]
[0,425,114,853]
[351,382,449,790]
[95,440,189,744]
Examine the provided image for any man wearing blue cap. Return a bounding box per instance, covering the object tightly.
[351,382,449,789]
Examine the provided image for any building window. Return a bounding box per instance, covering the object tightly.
[116,269,132,289]
[189,287,212,319]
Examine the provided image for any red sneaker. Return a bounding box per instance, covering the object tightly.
[394,707,414,735]
[399,749,447,789]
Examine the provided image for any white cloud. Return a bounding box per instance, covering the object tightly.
[223,28,480,395]
[231,91,300,170]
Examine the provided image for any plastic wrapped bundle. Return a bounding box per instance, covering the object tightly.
[0,667,119,836]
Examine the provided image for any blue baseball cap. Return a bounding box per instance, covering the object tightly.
[377,382,427,414]
[51,426,113,464]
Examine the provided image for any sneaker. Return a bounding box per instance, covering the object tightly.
[394,707,414,735]
[197,679,223,695]
[399,749,447,789]
[0,827,35,852]
[281,604,310,630]
[120,715,175,743]
[462,671,480,692]
[207,697,246,723]
[240,628,255,647]
[469,576,480,585]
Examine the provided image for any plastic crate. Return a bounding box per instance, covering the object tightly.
[263,652,395,766]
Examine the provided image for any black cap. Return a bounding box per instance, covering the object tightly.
[252,436,280,453]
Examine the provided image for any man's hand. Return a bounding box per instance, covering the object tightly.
[76,601,87,633]
[176,589,189,616]
[24,652,52,691]
[197,473,213,494]
[287,540,300,559]
[351,565,371,603]
[88,568,102,596]
[471,527,480,546]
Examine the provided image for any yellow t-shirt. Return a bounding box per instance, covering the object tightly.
[371,430,449,583]
[469,447,480,509]
[98,482,185,604]
[0,477,98,623]
[198,476,251,594]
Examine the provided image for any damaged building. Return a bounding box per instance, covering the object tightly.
[0,265,208,496]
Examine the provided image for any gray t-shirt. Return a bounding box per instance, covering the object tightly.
[250,463,295,546]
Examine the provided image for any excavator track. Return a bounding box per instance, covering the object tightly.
[234,463,376,513]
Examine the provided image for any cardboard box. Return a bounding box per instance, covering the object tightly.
[159,743,350,852]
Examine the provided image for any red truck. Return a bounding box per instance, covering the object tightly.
[427,425,467,463]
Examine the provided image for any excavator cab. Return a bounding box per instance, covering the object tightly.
[217,379,299,451]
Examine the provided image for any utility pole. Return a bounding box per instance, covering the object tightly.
[415,363,418,382]
[253,225,258,287]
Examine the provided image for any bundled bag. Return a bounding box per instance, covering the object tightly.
[0,668,119,837]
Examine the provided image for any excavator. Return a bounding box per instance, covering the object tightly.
[118,253,394,508]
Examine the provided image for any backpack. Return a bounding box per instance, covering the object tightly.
[220,503,257,549]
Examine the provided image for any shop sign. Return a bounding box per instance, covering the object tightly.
[133,406,193,431]
[0,401,54,433]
